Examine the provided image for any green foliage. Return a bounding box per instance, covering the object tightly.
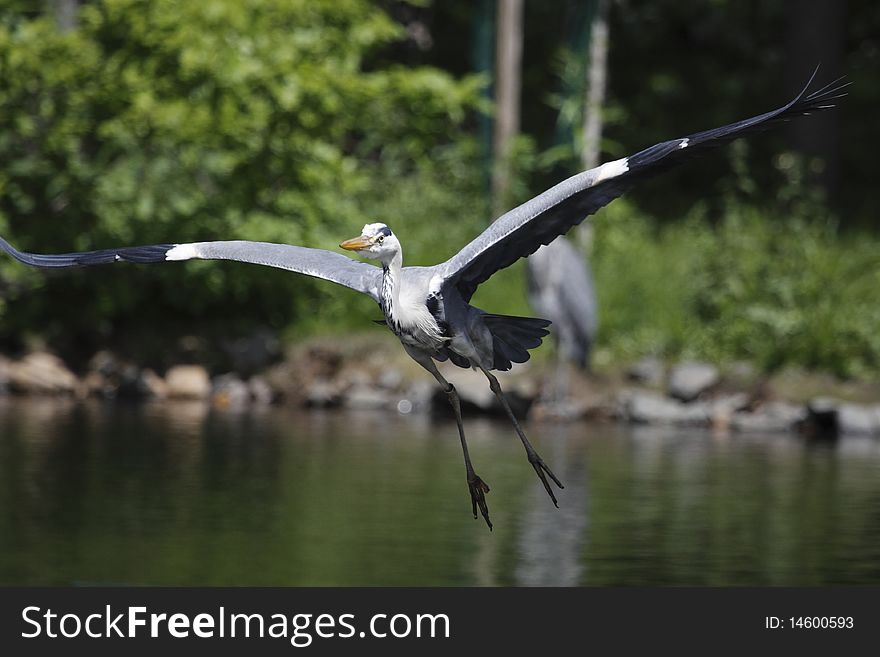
[0,0,484,363]
[591,200,880,378]
[1,1,878,381]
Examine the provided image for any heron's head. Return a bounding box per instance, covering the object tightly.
[340,223,400,263]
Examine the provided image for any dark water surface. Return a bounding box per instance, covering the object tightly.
[1,398,879,586]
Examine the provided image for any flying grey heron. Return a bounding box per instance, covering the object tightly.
[0,74,844,529]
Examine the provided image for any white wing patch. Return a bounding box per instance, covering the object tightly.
[165,244,199,261]
[593,157,629,184]
[679,138,690,149]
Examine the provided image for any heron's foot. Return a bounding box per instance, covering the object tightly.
[527,451,564,507]
[468,474,492,530]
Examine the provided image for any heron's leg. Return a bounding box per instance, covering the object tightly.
[444,381,493,530]
[478,366,564,507]
[405,348,492,529]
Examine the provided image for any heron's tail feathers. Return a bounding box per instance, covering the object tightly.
[483,313,551,372]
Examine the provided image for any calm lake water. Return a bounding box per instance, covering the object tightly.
[1,397,879,586]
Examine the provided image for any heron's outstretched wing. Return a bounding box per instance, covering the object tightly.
[0,237,382,301]
[438,73,847,302]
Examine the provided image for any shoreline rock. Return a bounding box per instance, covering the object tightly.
[8,352,78,395]
[668,362,720,402]
[166,365,211,400]
[730,401,805,434]
[623,390,709,426]
[1,347,878,438]
[806,397,880,437]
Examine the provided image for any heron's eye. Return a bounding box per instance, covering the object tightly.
[376,235,384,243]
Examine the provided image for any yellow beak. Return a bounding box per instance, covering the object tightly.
[339,236,372,251]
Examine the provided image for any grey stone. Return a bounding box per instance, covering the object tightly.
[430,369,533,417]
[139,369,169,399]
[165,365,211,400]
[804,397,880,436]
[8,352,78,395]
[344,384,391,410]
[447,370,496,410]
[81,370,110,398]
[248,376,274,405]
[708,393,749,415]
[377,368,404,390]
[625,391,709,426]
[626,357,665,387]
[837,403,880,436]
[668,362,720,401]
[730,402,805,434]
[306,379,342,407]
[808,396,839,415]
[212,373,250,408]
[706,393,750,431]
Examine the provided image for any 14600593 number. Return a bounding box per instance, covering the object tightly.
[790,617,854,629]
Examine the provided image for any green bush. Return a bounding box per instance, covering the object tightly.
[0,0,484,363]
[591,200,880,378]
[1,1,877,381]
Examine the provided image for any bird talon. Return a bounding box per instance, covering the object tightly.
[529,454,563,485]
[467,474,492,530]
[527,452,564,506]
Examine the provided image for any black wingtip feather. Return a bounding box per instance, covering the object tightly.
[626,69,847,171]
[0,237,174,269]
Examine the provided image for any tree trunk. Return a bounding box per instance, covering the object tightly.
[472,0,496,201]
[581,0,609,172]
[577,0,610,248]
[492,0,524,214]
[49,0,78,32]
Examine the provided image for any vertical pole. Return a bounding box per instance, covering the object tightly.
[473,0,496,202]
[492,0,524,214]
[577,0,610,249]
[581,0,609,172]
[49,0,79,32]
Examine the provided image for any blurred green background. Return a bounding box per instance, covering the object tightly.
[1,0,878,378]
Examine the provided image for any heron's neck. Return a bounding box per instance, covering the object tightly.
[380,250,403,325]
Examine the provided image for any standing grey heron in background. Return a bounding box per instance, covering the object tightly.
[527,236,598,370]
[527,236,599,413]
[0,74,844,529]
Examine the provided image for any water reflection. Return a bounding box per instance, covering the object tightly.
[1,398,879,586]
[515,425,589,586]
